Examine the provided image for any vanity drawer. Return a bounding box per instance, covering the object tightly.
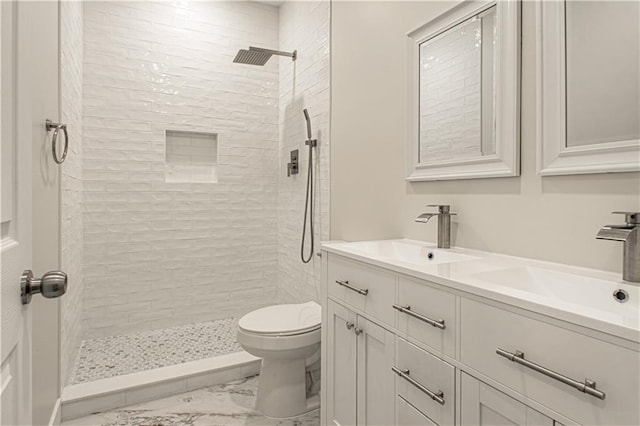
[395,337,455,426]
[460,298,640,426]
[327,255,395,326]
[397,396,438,426]
[396,277,456,357]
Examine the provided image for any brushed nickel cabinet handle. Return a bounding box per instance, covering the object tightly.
[496,348,606,400]
[392,366,445,405]
[393,304,446,329]
[335,280,369,296]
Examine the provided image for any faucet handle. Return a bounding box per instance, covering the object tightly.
[612,212,640,225]
[427,204,456,215]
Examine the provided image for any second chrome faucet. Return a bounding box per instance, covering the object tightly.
[416,205,456,249]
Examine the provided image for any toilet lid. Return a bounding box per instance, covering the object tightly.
[239,301,321,335]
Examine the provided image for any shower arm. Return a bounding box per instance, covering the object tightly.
[249,46,297,61]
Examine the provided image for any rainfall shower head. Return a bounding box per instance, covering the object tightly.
[233,46,297,66]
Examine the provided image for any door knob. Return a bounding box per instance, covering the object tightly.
[21,270,67,305]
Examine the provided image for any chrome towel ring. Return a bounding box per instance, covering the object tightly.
[45,119,68,164]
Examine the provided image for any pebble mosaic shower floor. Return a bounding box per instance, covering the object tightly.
[68,317,243,385]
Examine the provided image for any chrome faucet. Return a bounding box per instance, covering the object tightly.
[597,211,640,283]
[416,205,456,249]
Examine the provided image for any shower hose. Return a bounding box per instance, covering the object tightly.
[301,120,315,264]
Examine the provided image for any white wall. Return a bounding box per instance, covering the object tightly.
[82,1,280,338]
[277,1,330,304]
[331,1,640,273]
[60,0,84,385]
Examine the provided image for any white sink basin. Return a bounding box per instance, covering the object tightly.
[469,266,639,325]
[342,240,479,266]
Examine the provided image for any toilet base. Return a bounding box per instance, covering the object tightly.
[255,358,318,419]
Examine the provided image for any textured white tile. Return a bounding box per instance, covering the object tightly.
[81,1,280,339]
[60,0,84,387]
[276,1,331,305]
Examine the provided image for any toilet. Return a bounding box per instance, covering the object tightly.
[237,301,321,419]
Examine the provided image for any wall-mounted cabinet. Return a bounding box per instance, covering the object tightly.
[406,0,521,181]
[536,1,640,175]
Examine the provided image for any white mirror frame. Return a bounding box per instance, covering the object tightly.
[406,0,521,182]
[536,1,640,176]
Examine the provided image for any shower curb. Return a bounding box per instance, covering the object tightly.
[60,351,261,421]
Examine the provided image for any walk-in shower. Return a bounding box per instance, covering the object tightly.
[233,46,297,65]
[59,1,329,417]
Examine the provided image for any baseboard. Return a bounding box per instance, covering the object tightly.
[47,398,62,426]
[61,351,260,421]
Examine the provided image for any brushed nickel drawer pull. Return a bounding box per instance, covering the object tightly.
[496,348,606,400]
[393,304,446,329]
[392,366,445,405]
[335,280,369,296]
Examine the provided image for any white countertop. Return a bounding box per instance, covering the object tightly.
[321,239,640,344]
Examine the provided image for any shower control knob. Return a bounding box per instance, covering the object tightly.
[21,269,67,305]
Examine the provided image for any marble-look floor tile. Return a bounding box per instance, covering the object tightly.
[69,318,243,385]
[62,375,320,426]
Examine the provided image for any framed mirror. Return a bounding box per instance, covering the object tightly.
[537,1,640,175]
[406,1,521,181]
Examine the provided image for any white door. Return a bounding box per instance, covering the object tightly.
[1,1,33,424]
[356,315,395,426]
[326,300,357,426]
[2,2,63,424]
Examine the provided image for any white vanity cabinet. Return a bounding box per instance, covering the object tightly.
[321,250,640,426]
[326,300,395,426]
[460,299,639,426]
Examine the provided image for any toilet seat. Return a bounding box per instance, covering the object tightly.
[238,301,321,337]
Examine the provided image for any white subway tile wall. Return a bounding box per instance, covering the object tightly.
[165,130,218,183]
[61,0,84,385]
[276,1,330,304]
[82,1,281,338]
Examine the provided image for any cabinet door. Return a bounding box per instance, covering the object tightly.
[356,315,395,426]
[461,373,554,426]
[327,300,358,426]
[397,396,438,426]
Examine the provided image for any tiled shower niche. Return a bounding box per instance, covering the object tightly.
[165,130,218,183]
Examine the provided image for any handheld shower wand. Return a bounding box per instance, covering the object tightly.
[303,109,313,141]
[301,109,317,264]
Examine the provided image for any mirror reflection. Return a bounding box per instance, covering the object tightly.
[419,6,496,164]
[565,1,640,147]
